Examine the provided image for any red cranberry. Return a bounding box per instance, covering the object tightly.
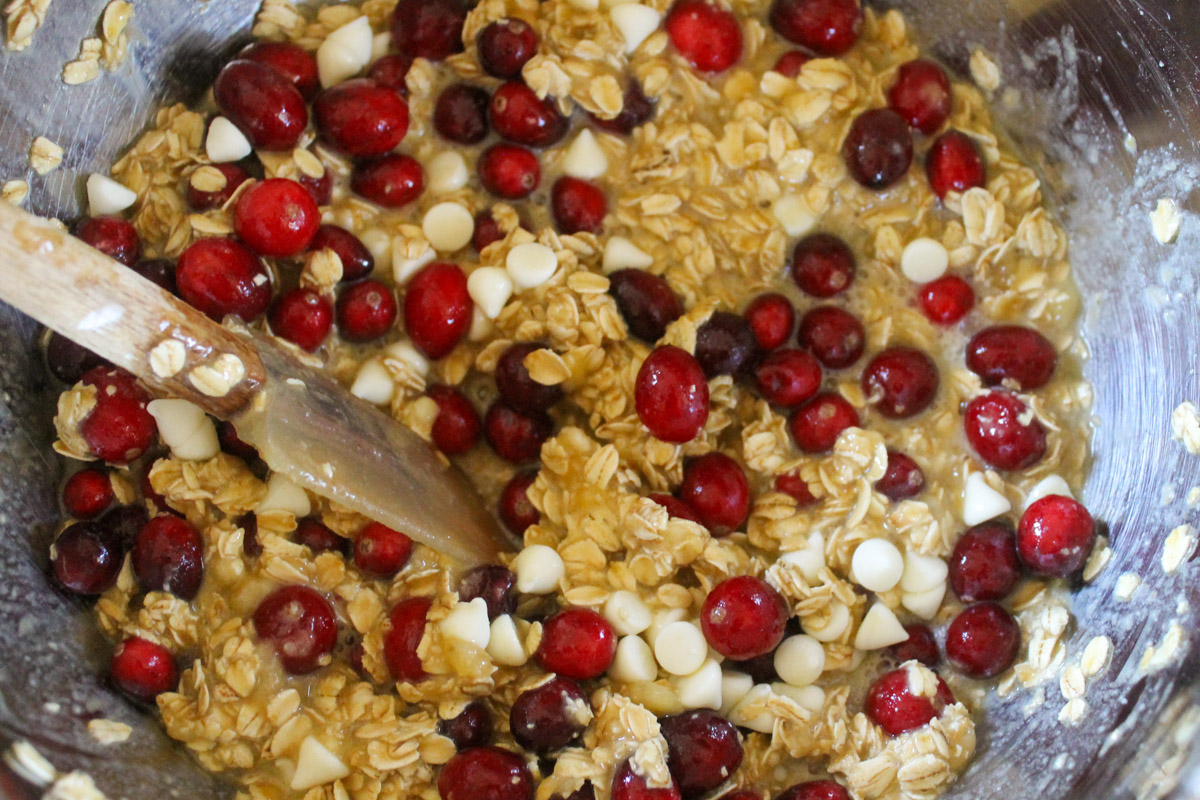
[589,79,655,135]
[768,0,861,55]
[213,59,308,150]
[428,385,482,455]
[496,342,564,413]
[474,212,505,252]
[964,391,1047,471]
[45,332,107,383]
[775,782,850,800]
[744,293,795,351]
[368,53,414,93]
[76,216,141,266]
[299,165,333,206]
[499,472,540,536]
[132,515,204,600]
[919,275,974,325]
[314,79,410,157]
[176,237,271,321]
[240,41,319,99]
[479,144,541,199]
[843,109,913,189]
[612,760,682,800]
[293,517,348,555]
[797,306,864,368]
[865,667,955,736]
[63,469,113,519]
[384,595,432,682]
[661,709,743,799]
[391,0,467,61]
[459,564,518,619]
[695,311,759,378]
[887,60,951,135]
[790,234,855,298]
[131,259,179,296]
[888,624,940,667]
[551,177,607,234]
[755,348,822,408]
[232,178,319,256]
[728,649,777,684]
[1017,495,1095,577]
[966,325,1057,390]
[950,521,1021,601]
[434,83,491,144]
[608,269,683,343]
[773,50,811,77]
[101,504,150,553]
[337,279,397,342]
[439,699,493,750]
[439,747,533,800]
[51,522,122,595]
[81,365,143,400]
[945,602,1021,678]
[187,163,250,211]
[351,153,425,207]
[254,585,338,674]
[664,0,744,72]
[718,791,762,800]
[536,608,617,680]
[485,401,553,463]
[217,420,259,461]
[861,346,939,419]
[511,676,589,753]
[270,288,332,351]
[926,130,986,199]
[405,262,472,358]
[111,637,177,703]
[701,576,788,660]
[875,450,925,500]
[789,392,859,453]
[649,493,704,524]
[635,346,710,443]
[309,224,375,283]
[774,472,818,506]
[353,522,414,577]
[78,374,155,466]
[679,453,750,536]
[478,18,539,79]
[490,82,568,147]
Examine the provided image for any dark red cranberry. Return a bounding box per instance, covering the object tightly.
[233,178,319,256]
[887,59,951,135]
[695,311,759,378]
[608,269,683,343]
[45,332,107,383]
[217,420,258,461]
[744,293,795,351]
[131,259,179,296]
[237,512,261,557]
[963,391,1047,471]
[490,82,568,147]
[966,325,1057,390]
[1017,495,1095,577]
[314,79,410,157]
[213,59,308,150]
[474,212,505,252]
[649,493,704,524]
[755,348,822,408]
[496,342,564,413]
[434,83,491,144]
[919,275,974,325]
[612,760,682,800]
[459,564,518,619]
[270,288,332,351]
[843,109,913,189]
[661,709,743,799]
[775,472,818,506]
[768,0,861,55]
[797,306,865,369]
[635,345,710,443]
[551,177,607,234]
[309,224,375,283]
[875,450,925,500]
[664,0,744,72]
[100,504,150,553]
[351,153,425,207]
[254,585,338,674]
[888,624,940,667]
[498,471,540,536]
[354,522,414,577]
[187,163,250,211]
[293,517,348,555]
[131,515,204,600]
[63,469,113,520]
[438,747,533,800]
[405,262,473,359]
[478,18,539,79]
[298,166,333,206]
[773,50,811,77]
[536,608,617,680]
[511,676,589,753]
[790,234,855,298]
[176,237,271,321]
[337,279,397,342]
[439,699,493,750]
[484,401,553,463]
[368,53,414,93]
[428,385,482,455]
[727,650,777,683]
[701,576,788,660]
[51,522,122,595]
[111,637,177,703]
[679,453,750,536]
[950,521,1021,601]
[774,781,850,800]
[865,667,955,735]
[861,346,939,419]
[479,144,541,200]
[384,595,432,682]
[78,371,155,465]
[391,0,467,61]
[240,41,319,99]
[589,79,655,135]
[945,602,1021,678]
[926,130,986,199]
[76,216,141,266]
[789,392,859,453]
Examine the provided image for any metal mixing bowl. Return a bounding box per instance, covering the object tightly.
[1,0,1198,797]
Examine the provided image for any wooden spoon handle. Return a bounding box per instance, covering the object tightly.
[0,201,264,417]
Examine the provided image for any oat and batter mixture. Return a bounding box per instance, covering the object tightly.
[41,0,1099,799]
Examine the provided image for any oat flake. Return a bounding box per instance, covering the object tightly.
[1162,524,1196,574]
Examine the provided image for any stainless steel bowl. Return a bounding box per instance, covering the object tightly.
[1,1,1198,797]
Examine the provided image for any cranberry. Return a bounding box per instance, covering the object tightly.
[63,469,113,519]
[474,212,506,252]
[76,216,140,266]
[797,306,865,368]
[774,472,818,505]
[254,585,338,674]
[485,401,553,463]
[727,649,777,683]
[1017,495,1095,577]
[536,608,617,679]
[773,50,811,78]
[213,59,308,150]
[45,332,107,383]
[299,166,333,206]
[240,41,319,99]
[865,667,955,736]
[434,83,491,144]
[176,237,271,321]
[887,60,951,135]
[695,311,759,378]
[459,564,518,619]
[337,279,397,342]
[635,346,710,443]
[131,515,204,600]
[964,391,1047,471]
[187,163,250,211]
[81,365,144,400]
[558,786,598,800]
[919,275,974,325]
[755,348,822,408]
[478,144,541,200]
[353,522,414,578]
[744,293,795,351]
[510,676,589,753]
[649,493,704,524]
[789,392,859,453]
[949,521,1020,602]
[101,504,150,552]
[314,79,410,157]
[269,288,332,352]
[351,154,425,208]
[768,0,861,55]
[439,699,493,750]
[718,791,762,800]
[843,109,913,189]
[309,224,375,283]
[78,374,155,465]
[496,342,564,413]
[589,79,655,135]
[945,602,1021,678]
[701,576,787,660]
[293,517,348,555]
[612,760,682,800]
[239,512,262,557]
[888,624,940,667]
[490,82,568,147]
[51,522,122,595]
[405,262,473,359]
[384,595,433,682]
[498,472,540,536]
[608,269,683,343]
[478,18,539,79]
[217,420,259,461]
[926,130,986,199]
[679,453,750,536]
[391,0,467,61]
[551,177,607,234]
[368,53,414,93]
[790,233,855,298]
[111,637,177,703]
[428,385,482,455]
[665,0,744,72]
[966,325,1057,390]
[131,259,179,296]
[233,179,320,256]
[661,709,743,799]
[875,450,925,500]
[861,346,939,419]
[439,747,533,800]
[775,782,849,800]
[140,468,171,514]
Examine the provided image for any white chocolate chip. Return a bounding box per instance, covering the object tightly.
[506,242,558,290]
[771,682,825,712]
[511,544,564,594]
[719,670,754,717]
[962,471,1012,525]
[86,174,136,217]
[851,539,904,592]
[469,306,495,342]
[803,601,849,642]
[854,603,908,650]
[370,32,391,61]
[603,590,652,636]
[610,4,661,53]
[382,340,429,378]
[317,17,372,87]
[1024,474,1072,510]
[359,227,391,265]
[601,236,653,273]
[562,129,608,179]
[900,237,950,283]
[205,116,252,163]
[727,684,775,733]
[257,474,311,517]
[290,737,349,791]
[148,339,186,378]
[774,635,825,687]
[487,615,528,666]
[467,266,514,319]
[350,358,394,405]
[900,551,948,593]
[440,598,491,649]
[392,242,436,285]
[771,194,816,237]
[654,621,707,676]
[426,151,469,195]
[146,399,219,461]
[643,607,687,646]
[422,203,474,252]
[609,634,657,682]
[673,659,722,710]
[901,582,946,620]
[779,532,825,583]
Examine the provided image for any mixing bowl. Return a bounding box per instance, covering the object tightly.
[1,0,1198,797]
